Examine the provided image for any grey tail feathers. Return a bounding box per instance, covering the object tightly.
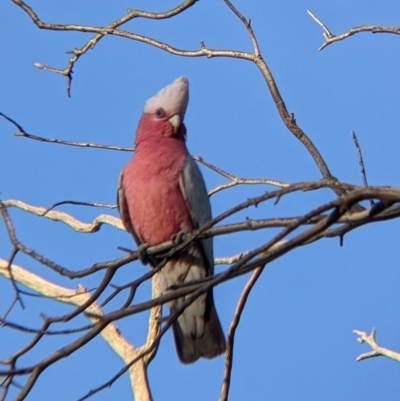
[172,300,226,364]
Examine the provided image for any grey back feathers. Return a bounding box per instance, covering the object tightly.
[179,156,214,273]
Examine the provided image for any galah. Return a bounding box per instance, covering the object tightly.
[117,77,226,364]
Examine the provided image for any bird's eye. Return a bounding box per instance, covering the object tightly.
[155,108,165,118]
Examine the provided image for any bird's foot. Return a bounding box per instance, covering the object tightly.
[171,231,185,245]
[137,243,150,265]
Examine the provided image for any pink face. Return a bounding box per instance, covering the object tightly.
[134,77,189,145]
[135,111,187,144]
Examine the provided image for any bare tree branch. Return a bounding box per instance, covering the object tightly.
[11,0,340,190]
[0,320,93,336]
[16,0,199,96]
[2,111,291,195]
[351,132,369,188]
[353,328,400,363]
[4,2,400,400]
[3,247,24,318]
[219,264,264,401]
[307,9,400,51]
[0,111,133,151]
[0,260,153,401]
[2,199,124,233]
[2,184,400,399]
[193,155,289,195]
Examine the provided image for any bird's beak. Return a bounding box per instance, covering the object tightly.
[169,114,181,135]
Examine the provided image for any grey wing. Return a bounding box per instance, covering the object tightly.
[117,170,142,247]
[179,156,214,273]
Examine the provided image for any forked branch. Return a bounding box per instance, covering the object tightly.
[353,328,400,363]
[12,0,336,185]
[307,9,400,51]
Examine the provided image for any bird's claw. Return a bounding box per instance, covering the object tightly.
[171,231,185,245]
[137,243,150,265]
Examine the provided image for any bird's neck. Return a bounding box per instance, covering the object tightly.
[133,136,188,175]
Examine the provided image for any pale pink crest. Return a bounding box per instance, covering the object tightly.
[144,76,189,119]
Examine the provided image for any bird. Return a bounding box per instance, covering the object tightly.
[117,76,226,364]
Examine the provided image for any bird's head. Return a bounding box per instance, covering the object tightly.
[135,76,189,144]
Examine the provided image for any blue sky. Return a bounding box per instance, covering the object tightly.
[1,0,400,400]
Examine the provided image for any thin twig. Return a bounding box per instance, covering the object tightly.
[0,319,93,335]
[194,155,290,194]
[2,199,124,233]
[15,131,133,152]
[1,110,133,151]
[307,10,333,40]
[43,200,117,215]
[4,248,25,313]
[351,131,368,187]
[219,265,264,401]
[223,0,261,56]
[351,131,373,206]
[101,260,166,308]
[307,10,400,51]
[0,112,25,132]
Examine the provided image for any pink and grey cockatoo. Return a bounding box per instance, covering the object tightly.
[117,77,226,364]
